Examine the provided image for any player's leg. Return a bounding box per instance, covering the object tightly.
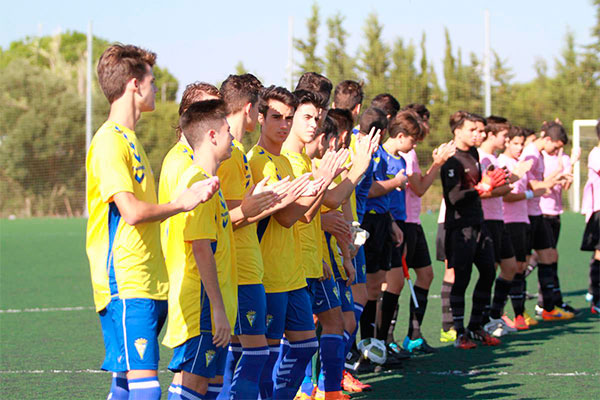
[437,223,455,342]
[273,288,318,399]
[260,292,288,400]
[225,284,269,400]
[505,223,530,328]
[581,211,600,314]
[591,250,600,313]
[99,302,129,400]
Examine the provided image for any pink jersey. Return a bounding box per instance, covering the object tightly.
[520,143,544,216]
[498,153,530,224]
[478,149,504,221]
[582,146,600,221]
[438,198,446,223]
[402,149,422,224]
[539,152,571,216]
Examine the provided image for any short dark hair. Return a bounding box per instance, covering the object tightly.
[544,122,568,144]
[507,125,525,140]
[258,86,298,117]
[326,108,353,135]
[333,80,364,111]
[295,72,333,109]
[179,99,228,148]
[176,82,221,140]
[371,93,400,118]
[485,115,511,136]
[402,103,430,121]
[359,107,388,135]
[318,115,339,144]
[97,44,156,103]
[220,74,263,115]
[449,110,486,134]
[388,110,425,140]
[292,89,322,111]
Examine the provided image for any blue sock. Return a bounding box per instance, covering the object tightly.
[300,360,314,395]
[347,303,364,359]
[272,337,319,400]
[343,330,352,359]
[319,334,344,392]
[230,346,269,399]
[272,338,290,383]
[168,384,183,400]
[107,372,128,400]
[205,383,222,400]
[180,385,205,400]
[128,376,161,400]
[258,344,281,400]
[317,371,325,392]
[219,342,242,399]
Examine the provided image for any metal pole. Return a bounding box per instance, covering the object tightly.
[572,120,581,213]
[85,20,93,217]
[288,16,294,90]
[484,10,491,117]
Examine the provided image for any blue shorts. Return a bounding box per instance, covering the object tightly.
[168,334,228,378]
[352,247,367,284]
[235,284,267,336]
[265,287,315,340]
[99,298,168,372]
[306,277,342,314]
[336,279,354,313]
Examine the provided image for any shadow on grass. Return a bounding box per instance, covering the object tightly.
[353,313,596,399]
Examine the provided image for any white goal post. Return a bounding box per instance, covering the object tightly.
[570,119,598,213]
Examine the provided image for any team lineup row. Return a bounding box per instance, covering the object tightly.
[85,43,600,400]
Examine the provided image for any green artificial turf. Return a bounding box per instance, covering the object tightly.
[0,213,598,399]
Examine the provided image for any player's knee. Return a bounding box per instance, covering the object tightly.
[319,308,344,334]
[416,266,434,287]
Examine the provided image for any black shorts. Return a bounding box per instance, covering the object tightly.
[542,214,561,248]
[445,224,495,271]
[403,223,432,269]
[484,220,515,263]
[527,215,554,253]
[505,223,529,262]
[436,223,446,262]
[362,212,392,273]
[390,220,406,269]
[581,210,600,252]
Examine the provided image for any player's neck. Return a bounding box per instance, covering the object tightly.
[257,134,282,156]
[226,112,246,143]
[107,95,142,132]
[533,138,545,152]
[191,145,219,175]
[480,141,495,155]
[282,130,305,154]
[455,139,471,152]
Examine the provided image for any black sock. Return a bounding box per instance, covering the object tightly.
[441,280,454,331]
[408,286,429,339]
[538,263,555,311]
[490,277,512,319]
[591,259,600,305]
[378,291,399,341]
[360,300,377,339]
[551,262,564,306]
[451,267,471,335]
[468,263,495,331]
[510,273,526,317]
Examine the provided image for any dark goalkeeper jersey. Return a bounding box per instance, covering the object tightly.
[441,147,484,229]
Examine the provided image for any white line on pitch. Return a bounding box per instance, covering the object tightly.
[0,306,94,314]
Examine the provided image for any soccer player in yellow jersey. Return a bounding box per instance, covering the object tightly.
[86,44,219,400]
[161,100,238,399]
[248,86,346,399]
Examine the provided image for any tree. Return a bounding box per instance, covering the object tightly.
[359,13,390,102]
[389,38,418,106]
[324,12,356,85]
[294,3,323,75]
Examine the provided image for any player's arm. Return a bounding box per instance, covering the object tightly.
[368,172,406,198]
[191,239,230,348]
[503,187,546,202]
[112,177,219,226]
[338,240,356,286]
[479,184,512,199]
[408,142,456,197]
[441,160,478,206]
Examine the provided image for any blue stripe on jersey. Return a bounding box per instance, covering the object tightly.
[256,216,270,243]
[324,232,342,280]
[107,202,121,297]
[211,241,217,254]
[365,147,390,214]
[200,283,213,332]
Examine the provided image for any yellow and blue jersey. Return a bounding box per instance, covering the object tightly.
[162,165,237,348]
[352,130,375,222]
[283,149,324,279]
[380,144,407,221]
[85,121,168,312]
[320,175,348,281]
[248,145,306,293]
[158,141,194,261]
[365,146,390,215]
[217,140,265,285]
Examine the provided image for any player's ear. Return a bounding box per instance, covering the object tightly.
[244,102,252,116]
[354,103,362,116]
[258,112,265,126]
[208,128,218,144]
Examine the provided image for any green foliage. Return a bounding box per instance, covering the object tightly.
[359,13,390,103]
[324,12,356,86]
[294,2,323,75]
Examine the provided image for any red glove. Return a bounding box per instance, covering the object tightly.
[476,168,506,195]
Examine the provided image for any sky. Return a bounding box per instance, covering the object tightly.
[1,0,596,98]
